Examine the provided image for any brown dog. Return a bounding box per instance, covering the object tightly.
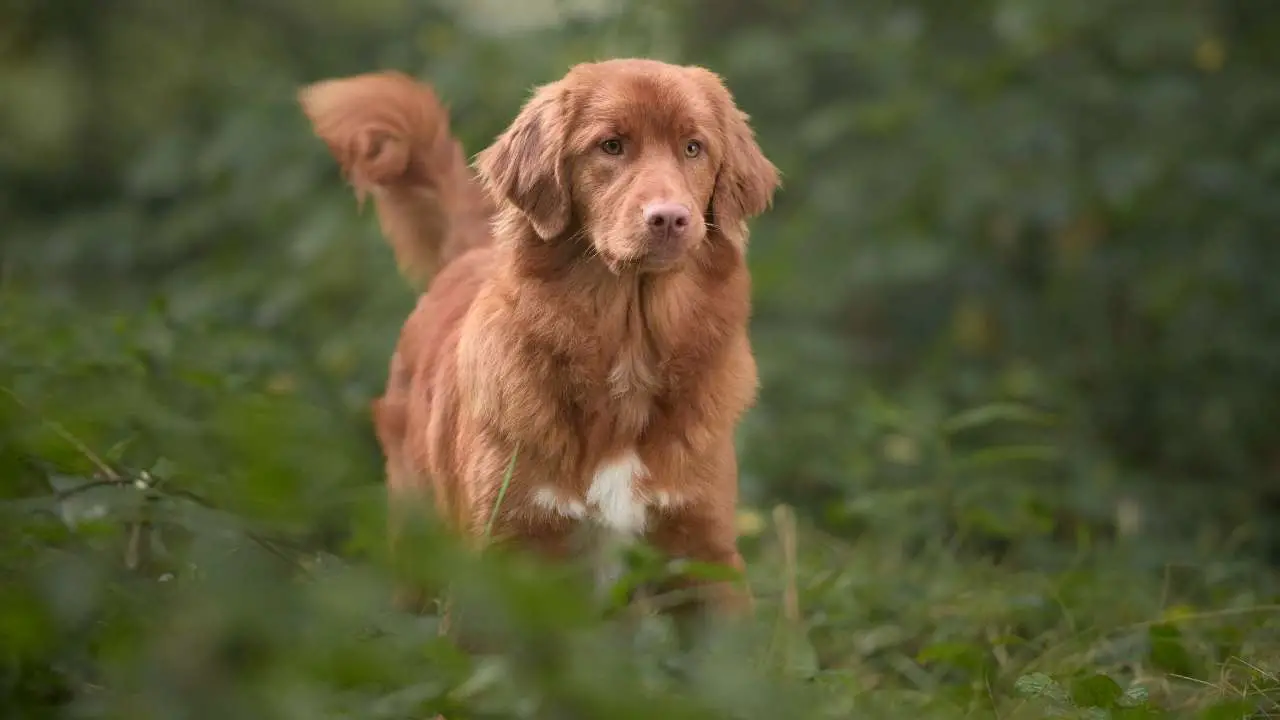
[300,58,779,629]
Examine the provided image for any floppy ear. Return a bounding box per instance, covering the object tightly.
[688,67,780,230]
[714,106,780,229]
[475,82,571,239]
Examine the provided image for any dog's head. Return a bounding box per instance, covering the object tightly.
[477,58,780,273]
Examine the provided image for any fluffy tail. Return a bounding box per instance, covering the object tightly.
[299,71,493,287]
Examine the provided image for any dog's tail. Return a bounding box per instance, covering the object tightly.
[299,72,493,287]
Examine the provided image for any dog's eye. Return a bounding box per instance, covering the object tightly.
[600,139,624,156]
[684,140,702,158]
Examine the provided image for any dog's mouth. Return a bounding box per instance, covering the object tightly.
[599,248,686,276]
[637,252,686,274]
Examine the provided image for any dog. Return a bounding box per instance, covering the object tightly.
[299,58,780,634]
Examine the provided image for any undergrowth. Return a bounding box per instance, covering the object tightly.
[2,297,1278,719]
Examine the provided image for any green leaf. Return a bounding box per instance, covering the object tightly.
[1113,708,1167,720]
[917,641,988,675]
[669,559,744,583]
[1148,623,1197,677]
[940,402,1056,436]
[46,474,146,528]
[0,496,59,516]
[1014,672,1070,704]
[1070,673,1124,709]
[950,444,1060,471]
[776,624,820,680]
[1196,699,1256,720]
[1120,684,1150,707]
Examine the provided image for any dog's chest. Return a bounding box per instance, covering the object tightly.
[605,348,661,439]
[534,449,684,595]
[533,450,680,534]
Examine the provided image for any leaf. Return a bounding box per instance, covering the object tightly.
[1014,672,1070,704]
[669,559,744,583]
[367,680,451,720]
[941,402,1056,436]
[449,655,509,701]
[0,496,59,516]
[950,444,1060,471]
[1120,684,1150,707]
[1114,708,1166,720]
[1148,623,1197,677]
[917,641,988,675]
[735,508,766,536]
[157,497,251,539]
[776,624,820,680]
[1070,673,1124,709]
[1196,699,1256,720]
[46,474,145,528]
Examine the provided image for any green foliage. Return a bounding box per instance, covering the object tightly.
[4,0,1280,717]
[1013,672,1158,718]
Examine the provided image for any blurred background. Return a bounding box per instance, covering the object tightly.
[4,1,1280,718]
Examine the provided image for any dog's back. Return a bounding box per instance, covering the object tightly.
[301,72,497,542]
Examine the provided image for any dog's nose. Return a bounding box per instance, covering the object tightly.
[643,202,692,239]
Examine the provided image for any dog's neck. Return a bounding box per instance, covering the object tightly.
[497,220,749,393]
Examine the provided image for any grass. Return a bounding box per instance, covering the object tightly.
[738,507,1280,718]
[484,443,521,540]
[8,471,1279,718]
[3,301,1279,719]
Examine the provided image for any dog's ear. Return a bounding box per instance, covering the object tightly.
[476,82,571,240]
[691,68,780,232]
[715,106,780,228]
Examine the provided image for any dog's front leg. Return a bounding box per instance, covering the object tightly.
[645,497,753,652]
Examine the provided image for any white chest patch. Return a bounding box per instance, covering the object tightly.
[531,451,663,599]
[532,487,586,519]
[532,450,663,535]
[585,450,649,535]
